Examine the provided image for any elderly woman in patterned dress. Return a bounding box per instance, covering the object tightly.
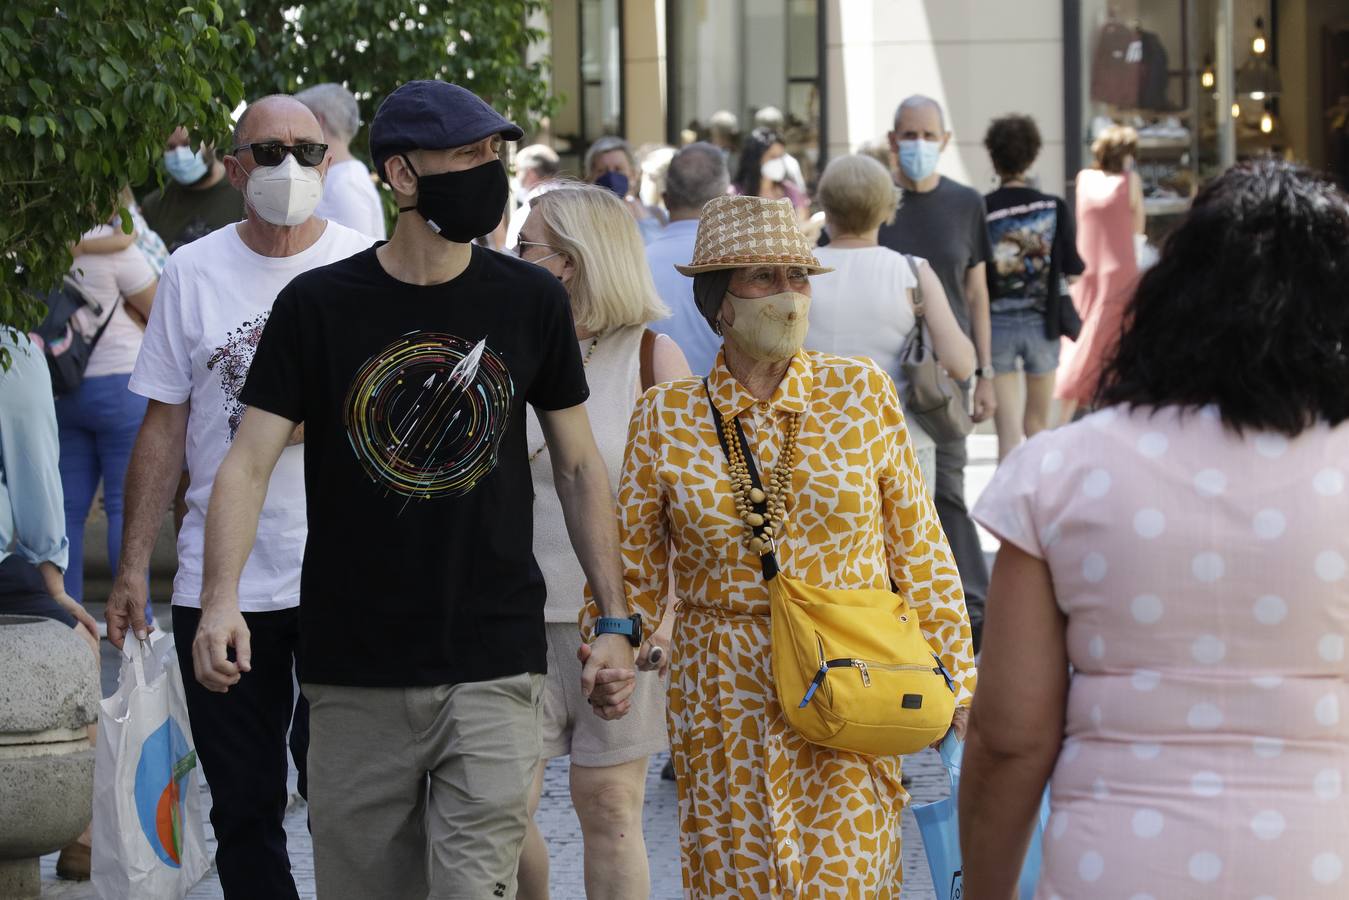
[587,195,977,898]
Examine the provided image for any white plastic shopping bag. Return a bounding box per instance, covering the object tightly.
[91,632,209,899]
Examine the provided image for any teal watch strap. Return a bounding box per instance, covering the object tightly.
[595,614,643,647]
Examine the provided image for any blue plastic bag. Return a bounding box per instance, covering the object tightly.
[910,734,1048,900]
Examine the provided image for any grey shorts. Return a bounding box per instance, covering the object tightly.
[304,673,544,900]
[540,621,668,767]
[991,308,1060,376]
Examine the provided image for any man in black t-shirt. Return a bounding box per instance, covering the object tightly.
[190,81,639,899]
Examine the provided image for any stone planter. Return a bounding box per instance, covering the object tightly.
[0,614,99,898]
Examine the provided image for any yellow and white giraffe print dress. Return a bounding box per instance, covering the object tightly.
[612,348,976,898]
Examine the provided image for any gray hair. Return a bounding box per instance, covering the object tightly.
[584,135,636,179]
[708,110,739,140]
[516,143,561,178]
[692,269,734,334]
[296,83,361,143]
[754,105,785,131]
[894,94,946,132]
[664,142,729,214]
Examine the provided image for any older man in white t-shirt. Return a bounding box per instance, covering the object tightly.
[105,94,373,899]
[298,82,386,240]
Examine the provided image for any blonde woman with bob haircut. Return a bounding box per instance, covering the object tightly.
[805,154,975,490]
[514,182,690,900]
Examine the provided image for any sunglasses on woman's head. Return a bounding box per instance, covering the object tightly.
[231,141,329,167]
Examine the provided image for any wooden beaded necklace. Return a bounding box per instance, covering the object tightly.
[723,410,802,555]
[528,336,600,463]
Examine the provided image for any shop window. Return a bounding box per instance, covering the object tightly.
[580,0,623,144]
[667,0,823,188]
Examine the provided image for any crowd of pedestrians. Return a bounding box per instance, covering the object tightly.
[2,71,1346,900]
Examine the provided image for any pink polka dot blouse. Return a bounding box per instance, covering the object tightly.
[972,404,1349,898]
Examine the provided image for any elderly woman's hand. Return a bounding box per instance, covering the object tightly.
[930,705,971,751]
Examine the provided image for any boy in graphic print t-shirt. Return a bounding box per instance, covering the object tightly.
[192,80,640,900]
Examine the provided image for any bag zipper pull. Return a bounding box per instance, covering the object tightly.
[933,654,955,691]
[852,659,871,687]
[799,664,829,708]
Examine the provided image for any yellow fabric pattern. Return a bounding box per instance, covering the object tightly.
[609,348,976,898]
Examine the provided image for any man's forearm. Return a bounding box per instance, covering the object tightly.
[120,401,189,577]
[554,459,629,619]
[967,286,993,366]
[199,452,270,611]
[37,561,67,599]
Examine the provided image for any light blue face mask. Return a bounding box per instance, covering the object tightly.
[897,139,942,182]
[163,145,208,185]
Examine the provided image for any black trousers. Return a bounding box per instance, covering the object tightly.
[173,605,308,900]
[934,430,989,652]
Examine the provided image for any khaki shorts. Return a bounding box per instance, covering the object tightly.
[540,622,668,767]
[305,673,544,900]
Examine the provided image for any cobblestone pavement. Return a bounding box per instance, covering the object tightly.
[39,436,999,898]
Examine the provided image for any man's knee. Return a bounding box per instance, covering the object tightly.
[573,777,643,835]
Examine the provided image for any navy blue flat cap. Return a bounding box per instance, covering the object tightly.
[370,80,524,179]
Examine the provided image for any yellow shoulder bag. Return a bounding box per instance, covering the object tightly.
[707,381,955,757]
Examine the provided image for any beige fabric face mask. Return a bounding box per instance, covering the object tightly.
[722,291,811,363]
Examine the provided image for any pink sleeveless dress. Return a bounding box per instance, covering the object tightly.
[1055,169,1138,404]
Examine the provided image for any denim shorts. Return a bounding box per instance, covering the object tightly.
[991,309,1059,376]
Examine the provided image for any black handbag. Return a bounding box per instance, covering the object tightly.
[898,255,974,445]
[30,280,117,395]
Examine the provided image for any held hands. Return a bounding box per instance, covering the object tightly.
[191,601,252,693]
[578,632,637,720]
[972,377,997,423]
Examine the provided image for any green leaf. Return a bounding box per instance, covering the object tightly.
[99,63,119,90]
[27,115,45,137]
[110,107,128,131]
[1,116,19,135]
[73,108,94,134]
[16,8,35,32]
[26,78,51,102]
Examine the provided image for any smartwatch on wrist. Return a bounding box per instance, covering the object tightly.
[974,365,996,380]
[595,613,643,647]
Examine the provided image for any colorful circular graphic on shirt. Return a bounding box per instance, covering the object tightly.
[133,717,197,868]
[344,332,515,503]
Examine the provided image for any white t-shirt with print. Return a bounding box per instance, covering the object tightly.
[314,159,386,241]
[129,221,374,611]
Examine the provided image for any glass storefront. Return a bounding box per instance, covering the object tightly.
[668,0,823,187]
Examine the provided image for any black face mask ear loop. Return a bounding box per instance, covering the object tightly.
[396,153,421,215]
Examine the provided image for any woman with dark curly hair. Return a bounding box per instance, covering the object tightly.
[731,127,808,221]
[960,157,1349,898]
[981,114,1085,460]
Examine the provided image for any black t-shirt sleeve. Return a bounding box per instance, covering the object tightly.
[526,281,590,411]
[239,287,307,424]
[970,193,994,269]
[1055,197,1086,276]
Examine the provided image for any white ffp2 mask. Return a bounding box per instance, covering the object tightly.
[245,154,323,226]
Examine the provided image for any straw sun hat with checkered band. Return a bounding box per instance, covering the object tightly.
[675,195,833,276]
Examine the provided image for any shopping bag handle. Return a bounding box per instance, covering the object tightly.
[128,634,150,688]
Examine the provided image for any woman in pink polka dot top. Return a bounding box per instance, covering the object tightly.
[960,158,1349,898]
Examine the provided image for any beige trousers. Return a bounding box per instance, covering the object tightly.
[304,673,544,900]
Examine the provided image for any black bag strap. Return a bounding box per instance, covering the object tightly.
[703,378,780,581]
[86,296,119,352]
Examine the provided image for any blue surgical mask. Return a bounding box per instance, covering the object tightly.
[897,139,942,182]
[163,146,208,185]
[594,170,629,198]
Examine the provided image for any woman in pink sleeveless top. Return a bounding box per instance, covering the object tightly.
[1055,126,1143,420]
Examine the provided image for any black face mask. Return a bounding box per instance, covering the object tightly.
[397,155,508,243]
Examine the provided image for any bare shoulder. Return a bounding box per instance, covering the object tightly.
[651,331,693,382]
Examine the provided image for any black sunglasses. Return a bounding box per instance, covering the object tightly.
[231,141,329,167]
